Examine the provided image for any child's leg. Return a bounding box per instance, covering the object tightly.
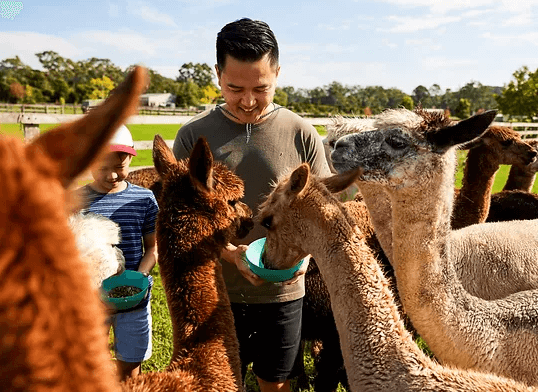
[112,301,152,381]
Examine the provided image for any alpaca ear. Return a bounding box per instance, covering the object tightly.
[153,134,177,179]
[322,167,363,194]
[189,137,214,193]
[288,163,310,196]
[28,66,148,187]
[426,110,497,151]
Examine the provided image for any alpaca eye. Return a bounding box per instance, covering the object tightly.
[261,216,273,230]
[386,136,407,150]
[501,139,513,147]
[228,200,237,207]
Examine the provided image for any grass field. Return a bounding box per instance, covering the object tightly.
[2,121,536,390]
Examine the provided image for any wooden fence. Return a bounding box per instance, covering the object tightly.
[0,103,203,116]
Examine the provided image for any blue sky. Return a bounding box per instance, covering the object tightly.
[2,0,538,95]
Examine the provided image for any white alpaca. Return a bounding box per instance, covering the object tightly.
[330,108,538,385]
[69,212,125,288]
[327,114,538,300]
[258,163,536,391]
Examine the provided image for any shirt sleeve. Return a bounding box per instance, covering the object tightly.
[172,123,196,160]
[143,192,159,235]
[303,124,333,178]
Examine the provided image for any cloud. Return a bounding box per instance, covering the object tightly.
[0,32,82,69]
[380,15,461,32]
[502,13,534,26]
[278,61,389,89]
[421,56,477,70]
[76,30,157,56]
[127,1,177,27]
[483,31,538,46]
[405,38,442,51]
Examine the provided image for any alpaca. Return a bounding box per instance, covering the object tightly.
[124,156,381,392]
[487,140,538,222]
[257,162,536,391]
[0,66,148,391]
[451,125,536,229]
[331,108,538,385]
[327,114,538,300]
[69,212,125,288]
[126,167,161,201]
[121,135,253,392]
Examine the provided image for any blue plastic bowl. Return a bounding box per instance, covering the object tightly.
[245,237,305,283]
[101,270,149,311]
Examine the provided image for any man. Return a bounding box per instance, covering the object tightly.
[173,18,331,392]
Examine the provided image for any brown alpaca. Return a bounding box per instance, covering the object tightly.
[331,108,538,385]
[121,135,252,392]
[0,66,147,391]
[452,125,537,229]
[126,167,161,201]
[487,140,538,222]
[258,163,536,391]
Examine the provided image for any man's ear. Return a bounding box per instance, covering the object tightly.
[215,64,222,86]
[275,65,280,78]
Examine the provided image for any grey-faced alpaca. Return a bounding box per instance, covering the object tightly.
[331,108,538,386]
[121,136,252,392]
[327,111,538,300]
[258,163,536,391]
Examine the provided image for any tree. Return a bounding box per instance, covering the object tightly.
[412,85,431,107]
[177,63,215,88]
[9,82,25,102]
[273,87,288,107]
[88,76,115,100]
[495,66,538,120]
[454,98,471,119]
[401,95,414,110]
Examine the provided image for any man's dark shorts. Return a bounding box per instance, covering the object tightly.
[231,298,303,383]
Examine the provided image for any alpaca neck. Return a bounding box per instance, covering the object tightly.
[306,205,429,387]
[452,147,499,229]
[356,182,394,263]
[503,166,536,192]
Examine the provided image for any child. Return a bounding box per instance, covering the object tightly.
[79,124,159,381]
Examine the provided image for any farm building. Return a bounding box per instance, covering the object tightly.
[140,93,176,107]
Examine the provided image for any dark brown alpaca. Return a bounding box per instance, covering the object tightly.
[452,125,537,229]
[122,135,252,392]
[0,66,148,391]
[487,140,538,222]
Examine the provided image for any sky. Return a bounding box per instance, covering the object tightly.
[1,0,538,95]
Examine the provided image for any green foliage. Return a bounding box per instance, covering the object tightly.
[455,98,471,119]
[496,66,538,120]
[400,95,414,110]
[88,76,115,100]
[273,87,288,107]
[177,62,215,88]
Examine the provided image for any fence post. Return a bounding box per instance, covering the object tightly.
[19,114,41,142]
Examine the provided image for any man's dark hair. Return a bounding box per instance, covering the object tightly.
[216,18,279,71]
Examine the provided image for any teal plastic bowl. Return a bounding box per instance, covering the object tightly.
[245,237,305,283]
[101,270,149,311]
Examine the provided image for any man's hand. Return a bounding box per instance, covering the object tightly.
[221,243,265,286]
[284,255,311,285]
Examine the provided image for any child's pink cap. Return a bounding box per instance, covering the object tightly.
[110,125,137,156]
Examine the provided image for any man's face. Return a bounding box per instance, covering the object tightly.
[90,152,132,193]
[216,53,280,124]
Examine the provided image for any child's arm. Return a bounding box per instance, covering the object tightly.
[138,232,157,276]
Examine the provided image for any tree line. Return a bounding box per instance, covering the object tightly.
[1,51,537,120]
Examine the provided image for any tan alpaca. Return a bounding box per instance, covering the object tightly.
[257,163,536,391]
[331,108,538,385]
[452,125,536,229]
[121,136,252,392]
[0,66,148,391]
[327,114,538,300]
